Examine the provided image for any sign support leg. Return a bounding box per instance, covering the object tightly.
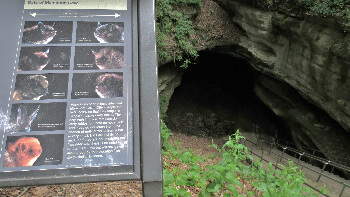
[138,0,163,196]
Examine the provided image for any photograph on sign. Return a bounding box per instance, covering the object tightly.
[18,46,71,71]
[71,72,123,99]
[3,134,64,168]
[9,102,67,132]
[13,73,68,100]
[76,22,124,43]
[22,21,73,44]
[75,46,124,70]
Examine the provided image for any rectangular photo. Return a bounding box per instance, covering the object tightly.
[9,102,67,132]
[71,72,123,99]
[75,46,124,70]
[18,46,70,71]
[22,21,73,44]
[3,134,64,168]
[13,73,68,100]
[76,22,124,43]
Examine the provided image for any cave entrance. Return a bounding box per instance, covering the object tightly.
[165,51,290,139]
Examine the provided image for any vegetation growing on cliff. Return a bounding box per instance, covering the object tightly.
[156,0,201,68]
[330,37,350,59]
[268,0,350,31]
[296,0,350,31]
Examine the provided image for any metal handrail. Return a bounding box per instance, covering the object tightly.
[266,140,350,172]
[276,138,350,164]
[239,137,350,197]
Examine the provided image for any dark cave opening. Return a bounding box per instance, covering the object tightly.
[164,50,350,179]
[164,50,291,140]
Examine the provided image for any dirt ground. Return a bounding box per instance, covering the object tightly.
[0,133,229,197]
[0,181,142,197]
[0,1,252,196]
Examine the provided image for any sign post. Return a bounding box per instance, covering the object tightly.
[0,0,162,196]
[138,0,163,196]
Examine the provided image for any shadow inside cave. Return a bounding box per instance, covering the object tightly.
[164,50,290,140]
[164,50,350,179]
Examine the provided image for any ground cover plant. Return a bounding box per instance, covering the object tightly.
[161,122,328,196]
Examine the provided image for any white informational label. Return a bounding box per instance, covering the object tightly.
[24,0,127,10]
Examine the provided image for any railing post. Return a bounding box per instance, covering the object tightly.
[316,161,329,182]
[260,139,264,150]
[279,146,287,162]
[298,152,305,170]
[331,156,338,174]
[339,185,346,197]
[260,140,264,161]
[274,146,287,174]
[268,141,274,155]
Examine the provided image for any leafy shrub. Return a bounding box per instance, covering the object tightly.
[295,0,350,31]
[161,121,173,150]
[161,125,327,196]
[156,0,200,68]
[330,37,350,59]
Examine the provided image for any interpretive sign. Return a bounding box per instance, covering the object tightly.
[0,0,162,195]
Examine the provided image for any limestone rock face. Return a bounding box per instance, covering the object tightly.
[159,0,350,169]
[207,0,350,169]
[215,1,350,133]
[254,75,350,167]
[158,65,183,116]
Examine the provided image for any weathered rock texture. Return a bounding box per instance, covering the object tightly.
[158,65,183,115]
[211,0,350,165]
[159,0,350,168]
[223,1,350,130]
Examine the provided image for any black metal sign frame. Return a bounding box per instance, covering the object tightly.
[0,0,162,196]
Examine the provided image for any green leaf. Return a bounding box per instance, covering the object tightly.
[225,173,236,183]
[191,156,203,163]
[229,176,242,188]
[163,186,178,197]
[223,193,232,197]
[198,190,211,197]
[181,152,192,163]
[206,182,215,192]
[197,177,207,187]
[190,163,202,171]
[247,191,255,197]
[163,169,175,186]
[178,188,191,196]
[175,176,187,186]
[206,182,221,193]
[227,184,238,196]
